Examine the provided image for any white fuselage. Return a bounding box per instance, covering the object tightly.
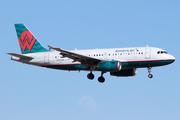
[11,47,175,71]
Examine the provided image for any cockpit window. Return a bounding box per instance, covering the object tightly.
[164,51,168,54]
[157,51,168,54]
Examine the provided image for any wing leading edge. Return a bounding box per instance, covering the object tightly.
[52,47,102,64]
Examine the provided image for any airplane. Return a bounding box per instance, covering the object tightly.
[7,24,175,83]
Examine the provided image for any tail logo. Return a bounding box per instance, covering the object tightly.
[18,30,36,51]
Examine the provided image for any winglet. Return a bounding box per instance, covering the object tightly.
[48,45,53,50]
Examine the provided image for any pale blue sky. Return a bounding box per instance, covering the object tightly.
[0,0,179,120]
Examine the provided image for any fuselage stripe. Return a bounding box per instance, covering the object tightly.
[121,59,175,63]
[40,59,175,67]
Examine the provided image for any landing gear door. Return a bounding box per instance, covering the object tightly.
[44,53,50,64]
[145,48,151,59]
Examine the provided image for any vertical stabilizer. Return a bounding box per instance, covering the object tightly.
[15,24,48,54]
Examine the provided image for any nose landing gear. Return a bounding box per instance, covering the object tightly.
[148,67,153,78]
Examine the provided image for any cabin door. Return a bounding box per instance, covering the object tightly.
[44,53,50,64]
[145,48,151,59]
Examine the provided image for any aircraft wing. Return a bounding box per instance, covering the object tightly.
[52,47,102,64]
[7,53,33,59]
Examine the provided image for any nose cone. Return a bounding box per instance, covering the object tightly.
[170,55,175,60]
[168,54,175,63]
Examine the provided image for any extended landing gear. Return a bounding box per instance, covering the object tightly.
[148,74,153,78]
[98,76,105,83]
[87,71,106,83]
[87,72,94,80]
[98,72,106,83]
[148,67,153,78]
[87,66,95,80]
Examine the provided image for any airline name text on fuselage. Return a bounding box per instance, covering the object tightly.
[115,49,135,52]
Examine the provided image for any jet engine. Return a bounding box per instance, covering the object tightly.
[94,61,121,72]
[110,68,137,77]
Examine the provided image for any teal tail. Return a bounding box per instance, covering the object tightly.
[15,24,48,54]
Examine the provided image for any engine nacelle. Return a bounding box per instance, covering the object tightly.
[110,68,137,77]
[94,61,121,72]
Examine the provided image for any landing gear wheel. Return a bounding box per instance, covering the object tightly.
[148,74,153,78]
[98,76,105,83]
[87,73,94,80]
[147,67,153,79]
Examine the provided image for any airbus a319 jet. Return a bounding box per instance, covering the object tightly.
[7,24,175,83]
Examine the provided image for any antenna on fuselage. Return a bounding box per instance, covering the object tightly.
[146,45,149,47]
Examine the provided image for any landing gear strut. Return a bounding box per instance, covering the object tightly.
[87,66,95,80]
[98,72,106,83]
[148,67,153,78]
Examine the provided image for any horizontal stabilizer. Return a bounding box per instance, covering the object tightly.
[7,53,33,59]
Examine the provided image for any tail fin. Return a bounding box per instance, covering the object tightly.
[15,24,48,54]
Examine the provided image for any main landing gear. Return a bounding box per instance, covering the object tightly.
[87,72,106,83]
[87,72,94,80]
[148,67,153,78]
[98,72,105,83]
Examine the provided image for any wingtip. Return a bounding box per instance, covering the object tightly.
[7,53,13,55]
